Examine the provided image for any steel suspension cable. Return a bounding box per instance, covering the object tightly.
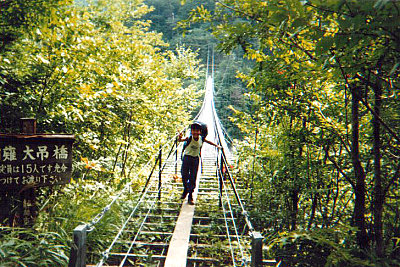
[87,129,184,231]
[193,46,211,122]
[211,100,255,232]
[118,155,180,267]
[160,140,179,174]
[96,138,182,266]
[209,49,243,259]
[208,54,257,265]
[118,185,162,267]
[218,165,247,265]
[220,186,237,266]
[211,106,242,266]
[95,180,154,267]
[216,156,237,266]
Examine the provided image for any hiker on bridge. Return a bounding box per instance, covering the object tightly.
[178,121,221,205]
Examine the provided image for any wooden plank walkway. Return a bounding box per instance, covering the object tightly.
[164,161,202,267]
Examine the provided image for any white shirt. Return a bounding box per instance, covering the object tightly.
[183,137,203,157]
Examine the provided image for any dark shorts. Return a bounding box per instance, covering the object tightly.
[181,155,200,193]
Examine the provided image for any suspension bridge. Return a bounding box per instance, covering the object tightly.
[68,56,278,266]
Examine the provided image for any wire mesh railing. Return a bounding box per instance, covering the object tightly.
[68,46,266,267]
[68,133,181,267]
[210,72,264,266]
[214,128,264,267]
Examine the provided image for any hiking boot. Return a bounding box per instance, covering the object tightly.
[188,193,194,205]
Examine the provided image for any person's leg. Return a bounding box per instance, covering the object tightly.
[187,157,199,204]
[181,156,190,199]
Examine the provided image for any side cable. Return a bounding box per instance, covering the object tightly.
[86,129,185,231]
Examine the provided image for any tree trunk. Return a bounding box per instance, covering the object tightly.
[288,115,299,231]
[373,82,384,257]
[250,127,258,198]
[307,192,317,230]
[290,189,299,231]
[351,86,369,250]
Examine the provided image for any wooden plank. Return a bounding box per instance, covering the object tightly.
[108,253,166,259]
[187,256,218,263]
[263,259,278,266]
[163,202,195,267]
[164,161,202,267]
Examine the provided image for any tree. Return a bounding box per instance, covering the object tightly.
[1,0,202,264]
[183,0,400,265]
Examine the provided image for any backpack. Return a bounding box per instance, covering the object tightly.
[194,121,208,139]
[182,121,208,156]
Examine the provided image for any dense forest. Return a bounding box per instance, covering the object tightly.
[1,0,400,266]
[1,0,201,265]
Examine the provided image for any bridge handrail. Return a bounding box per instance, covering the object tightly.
[210,71,263,266]
[217,164,247,265]
[68,129,183,267]
[69,47,265,267]
[210,93,255,232]
[219,148,255,231]
[214,121,263,266]
[95,178,155,266]
[85,130,181,231]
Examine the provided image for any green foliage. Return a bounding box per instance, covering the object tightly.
[0,228,69,266]
[142,0,252,139]
[0,0,71,51]
[36,180,141,263]
[143,0,217,60]
[1,0,202,263]
[183,0,400,265]
[266,227,374,267]
[1,0,201,178]
[2,0,400,265]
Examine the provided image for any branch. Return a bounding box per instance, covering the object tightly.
[215,1,263,23]
[278,36,316,61]
[217,0,316,62]
[334,48,400,144]
[381,26,400,45]
[354,74,400,144]
[308,25,380,38]
[392,1,400,16]
[343,0,356,17]
[308,111,352,155]
[383,161,400,196]
[304,2,351,17]
[290,36,316,61]
[324,146,355,189]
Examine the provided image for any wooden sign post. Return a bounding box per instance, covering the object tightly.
[0,118,74,227]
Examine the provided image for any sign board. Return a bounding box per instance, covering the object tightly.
[0,134,75,188]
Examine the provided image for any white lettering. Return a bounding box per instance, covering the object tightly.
[25,164,32,173]
[23,146,35,160]
[53,145,68,159]
[36,146,49,161]
[6,165,12,174]
[0,165,6,174]
[3,146,17,161]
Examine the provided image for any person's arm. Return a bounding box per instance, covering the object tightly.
[204,139,222,149]
[177,132,188,142]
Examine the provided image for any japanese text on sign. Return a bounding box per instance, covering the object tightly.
[0,135,74,188]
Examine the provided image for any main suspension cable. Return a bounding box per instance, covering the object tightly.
[95,180,154,267]
[117,185,161,267]
[96,143,181,266]
[87,129,184,231]
[218,165,247,265]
